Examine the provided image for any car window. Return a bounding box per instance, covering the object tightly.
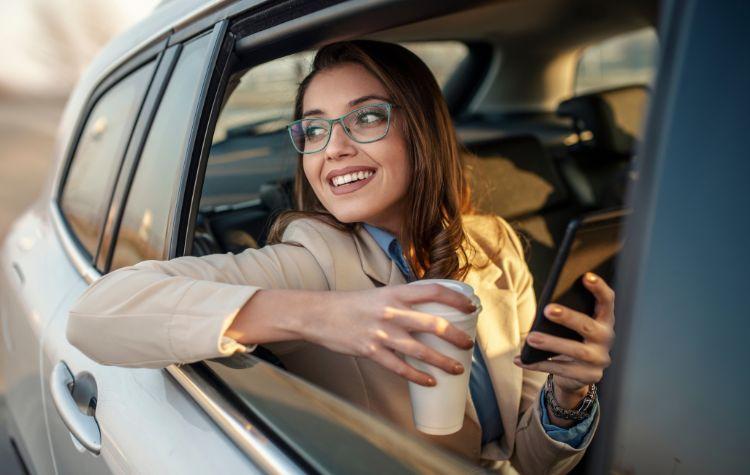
[203,41,468,211]
[59,62,155,258]
[575,27,658,94]
[110,34,212,270]
[402,41,468,88]
[195,41,468,257]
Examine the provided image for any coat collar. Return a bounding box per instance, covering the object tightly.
[353,224,406,286]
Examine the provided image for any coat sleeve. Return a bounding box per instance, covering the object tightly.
[500,218,599,475]
[67,220,330,368]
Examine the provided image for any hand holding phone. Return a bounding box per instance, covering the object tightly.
[520,209,626,365]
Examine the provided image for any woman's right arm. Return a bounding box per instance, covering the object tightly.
[69,232,475,384]
[67,242,328,368]
[227,284,476,386]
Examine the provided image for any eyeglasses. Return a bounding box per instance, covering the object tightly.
[287,103,394,154]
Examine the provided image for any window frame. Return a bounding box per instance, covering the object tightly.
[97,24,227,272]
[55,39,167,267]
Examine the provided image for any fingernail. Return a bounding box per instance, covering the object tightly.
[586,273,598,283]
[513,355,521,365]
[546,305,562,317]
[452,363,464,374]
[527,332,543,344]
[427,377,436,386]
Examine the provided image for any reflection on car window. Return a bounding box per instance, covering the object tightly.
[110,34,212,270]
[575,27,658,94]
[60,62,155,258]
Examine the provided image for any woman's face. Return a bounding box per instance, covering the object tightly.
[301,63,411,234]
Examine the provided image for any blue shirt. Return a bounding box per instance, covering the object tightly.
[362,223,597,448]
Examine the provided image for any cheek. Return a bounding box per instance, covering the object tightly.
[302,159,321,189]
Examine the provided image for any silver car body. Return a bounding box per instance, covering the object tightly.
[1,1,263,473]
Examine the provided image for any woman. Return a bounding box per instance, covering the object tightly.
[68,41,615,474]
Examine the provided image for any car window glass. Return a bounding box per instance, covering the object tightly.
[110,34,212,270]
[402,41,468,88]
[60,62,155,258]
[575,27,658,94]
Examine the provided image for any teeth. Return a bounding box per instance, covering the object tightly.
[332,170,373,187]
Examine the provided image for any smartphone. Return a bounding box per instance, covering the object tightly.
[520,208,629,365]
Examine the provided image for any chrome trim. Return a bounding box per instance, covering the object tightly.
[50,202,101,285]
[166,364,304,475]
[49,362,102,455]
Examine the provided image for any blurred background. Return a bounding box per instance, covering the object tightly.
[0,0,157,470]
[0,0,158,238]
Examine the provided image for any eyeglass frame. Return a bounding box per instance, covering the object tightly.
[286,102,395,154]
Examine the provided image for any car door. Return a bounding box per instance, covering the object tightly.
[0,33,159,475]
[0,208,81,474]
[42,23,258,474]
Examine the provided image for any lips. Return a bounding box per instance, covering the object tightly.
[326,165,377,185]
[327,167,377,196]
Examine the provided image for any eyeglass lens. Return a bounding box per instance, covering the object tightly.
[289,104,390,153]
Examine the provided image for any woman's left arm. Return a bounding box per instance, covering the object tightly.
[513,272,616,428]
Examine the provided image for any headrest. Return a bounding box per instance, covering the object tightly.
[466,135,568,219]
[259,179,294,212]
[556,85,650,157]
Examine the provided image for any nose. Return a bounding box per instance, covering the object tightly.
[325,120,356,160]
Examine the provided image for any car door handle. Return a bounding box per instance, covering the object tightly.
[50,361,102,454]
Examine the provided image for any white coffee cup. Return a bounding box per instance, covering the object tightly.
[405,279,481,435]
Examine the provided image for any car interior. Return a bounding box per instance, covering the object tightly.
[191,1,657,300]
[184,0,657,469]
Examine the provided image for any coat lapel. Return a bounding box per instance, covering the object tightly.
[464,240,523,456]
[352,224,406,286]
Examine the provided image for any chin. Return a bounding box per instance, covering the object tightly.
[328,209,369,224]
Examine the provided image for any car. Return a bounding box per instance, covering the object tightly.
[1,0,746,473]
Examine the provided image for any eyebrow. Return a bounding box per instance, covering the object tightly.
[302,94,391,118]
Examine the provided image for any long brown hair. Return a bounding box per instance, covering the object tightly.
[268,40,479,280]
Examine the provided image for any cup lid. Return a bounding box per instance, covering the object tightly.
[409,279,482,311]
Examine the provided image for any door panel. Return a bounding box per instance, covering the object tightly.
[42,279,259,474]
[0,208,80,474]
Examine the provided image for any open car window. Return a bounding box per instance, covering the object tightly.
[196,41,470,254]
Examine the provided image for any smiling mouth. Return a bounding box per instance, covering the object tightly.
[328,170,376,195]
[330,170,375,187]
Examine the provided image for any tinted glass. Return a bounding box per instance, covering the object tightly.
[111,34,212,269]
[60,62,155,257]
[575,28,658,94]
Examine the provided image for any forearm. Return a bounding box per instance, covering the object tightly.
[225,289,328,345]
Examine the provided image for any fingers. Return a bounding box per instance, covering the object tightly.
[382,305,474,350]
[526,331,611,367]
[512,355,603,385]
[582,272,615,323]
[398,283,477,314]
[543,304,614,344]
[383,329,465,376]
[366,345,436,387]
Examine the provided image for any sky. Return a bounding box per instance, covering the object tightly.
[0,0,158,97]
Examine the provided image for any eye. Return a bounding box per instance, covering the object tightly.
[355,109,386,127]
[305,124,328,142]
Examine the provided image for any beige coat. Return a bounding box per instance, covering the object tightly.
[68,215,597,474]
